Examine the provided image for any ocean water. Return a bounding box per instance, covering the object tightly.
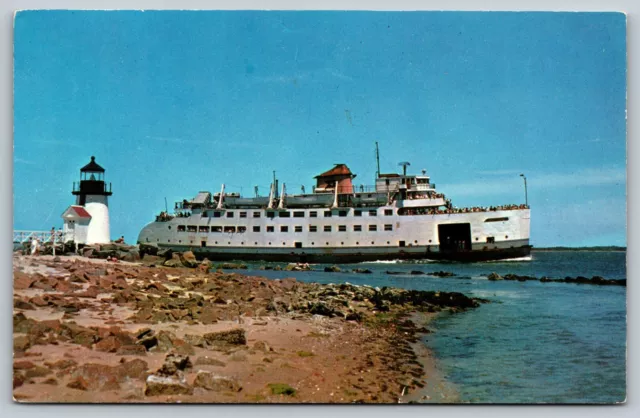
[237,251,627,404]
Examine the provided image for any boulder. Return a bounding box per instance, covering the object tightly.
[352,268,372,274]
[157,353,192,376]
[193,371,242,392]
[163,253,184,268]
[487,272,503,281]
[180,251,199,268]
[203,329,246,348]
[144,374,193,396]
[324,265,341,273]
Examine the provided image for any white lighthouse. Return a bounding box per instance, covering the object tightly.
[61,156,113,245]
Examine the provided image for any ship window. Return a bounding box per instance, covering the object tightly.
[324,211,332,217]
[354,210,362,217]
[199,226,210,233]
[253,226,260,232]
[238,226,247,233]
[310,211,318,218]
[486,237,495,243]
[354,225,362,232]
[338,210,348,217]
[201,241,206,247]
[295,242,302,248]
[279,211,290,218]
[239,212,247,218]
[309,225,317,232]
[384,224,393,231]
[369,225,377,231]
[267,226,274,233]
[202,212,210,218]
[223,226,235,233]
[177,225,186,232]
[267,211,275,218]
[226,211,234,218]
[211,226,222,233]
[187,225,197,232]
[369,210,377,216]
[294,211,305,218]
[338,225,347,232]
[384,209,393,216]
[281,226,289,232]
[485,217,509,223]
[213,212,222,218]
[324,225,332,232]
[399,241,405,247]
[505,235,509,239]
[253,211,261,218]
[295,226,303,232]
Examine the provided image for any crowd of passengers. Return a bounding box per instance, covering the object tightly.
[401,203,529,216]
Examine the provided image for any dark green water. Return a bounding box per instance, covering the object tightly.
[236,251,627,404]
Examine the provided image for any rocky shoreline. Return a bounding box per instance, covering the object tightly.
[12,253,485,404]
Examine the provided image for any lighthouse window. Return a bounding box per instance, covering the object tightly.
[324,225,332,232]
[187,225,197,232]
[211,226,222,233]
[384,224,393,231]
[338,225,347,232]
[369,210,377,216]
[369,225,377,231]
[309,211,318,218]
[354,225,362,232]
[239,212,247,218]
[384,209,393,216]
[294,211,305,218]
[253,226,261,232]
[223,226,236,233]
[177,225,186,232]
[238,226,247,233]
[295,226,303,232]
[279,211,291,218]
[338,210,348,217]
[267,226,275,233]
[199,226,210,233]
[354,210,362,217]
[226,212,234,218]
[253,212,261,218]
[309,226,317,232]
[280,226,289,232]
[213,211,222,218]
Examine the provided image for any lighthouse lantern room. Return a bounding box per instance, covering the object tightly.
[62,156,113,245]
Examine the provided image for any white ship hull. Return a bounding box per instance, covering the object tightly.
[138,206,531,263]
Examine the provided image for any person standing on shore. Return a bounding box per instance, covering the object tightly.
[30,237,39,256]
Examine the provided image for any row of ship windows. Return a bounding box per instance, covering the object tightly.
[154,239,423,246]
[173,224,394,233]
[203,209,394,218]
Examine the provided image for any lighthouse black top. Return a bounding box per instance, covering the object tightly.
[72,156,112,204]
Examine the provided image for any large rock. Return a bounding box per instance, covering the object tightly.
[157,353,192,376]
[324,265,341,273]
[180,251,199,268]
[193,371,241,392]
[163,253,183,268]
[203,329,246,348]
[487,272,503,281]
[144,374,193,396]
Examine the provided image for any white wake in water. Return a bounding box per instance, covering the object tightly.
[484,256,533,263]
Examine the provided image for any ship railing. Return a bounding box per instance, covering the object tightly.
[13,230,63,244]
[398,204,530,216]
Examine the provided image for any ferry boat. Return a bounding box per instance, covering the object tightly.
[137,160,531,263]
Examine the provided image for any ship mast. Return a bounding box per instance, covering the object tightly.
[375,141,381,180]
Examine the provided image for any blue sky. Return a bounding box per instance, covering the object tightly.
[13,11,626,247]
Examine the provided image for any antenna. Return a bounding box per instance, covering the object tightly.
[375,141,381,179]
[164,197,168,213]
[398,161,411,177]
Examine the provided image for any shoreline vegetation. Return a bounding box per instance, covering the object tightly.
[12,252,484,404]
